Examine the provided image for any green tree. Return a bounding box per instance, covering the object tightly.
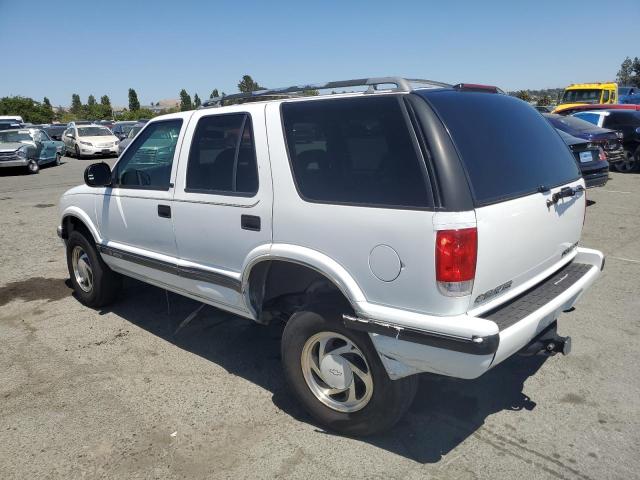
[514,90,532,102]
[193,93,201,108]
[301,89,320,96]
[0,96,54,123]
[237,75,264,93]
[128,88,140,111]
[632,57,640,88]
[100,95,111,107]
[537,95,552,106]
[179,89,192,111]
[71,93,82,115]
[210,88,219,99]
[87,94,96,106]
[617,57,634,85]
[43,97,51,108]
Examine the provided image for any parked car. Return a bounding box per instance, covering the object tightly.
[554,82,619,114]
[0,128,63,173]
[556,130,609,188]
[0,120,23,131]
[58,77,603,436]
[95,120,115,130]
[66,120,92,129]
[117,122,146,155]
[554,103,640,116]
[42,124,67,141]
[572,110,640,172]
[0,115,24,123]
[62,125,119,159]
[543,113,625,167]
[111,121,138,141]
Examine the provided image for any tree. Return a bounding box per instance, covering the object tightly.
[514,90,532,102]
[87,94,96,106]
[210,88,219,99]
[193,93,201,108]
[128,88,140,111]
[100,95,111,107]
[537,95,552,106]
[301,89,320,96]
[237,75,264,93]
[0,96,54,123]
[179,89,192,111]
[71,94,82,115]
[632,57,640,88]
[43,97,51,108]
[617,57,634,85]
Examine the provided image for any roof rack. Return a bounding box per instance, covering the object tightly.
[201,76,451,108]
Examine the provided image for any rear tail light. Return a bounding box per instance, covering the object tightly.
[598,147,607,161]
[436,228,477,297]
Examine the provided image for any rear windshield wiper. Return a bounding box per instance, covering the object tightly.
[546,185,585,208]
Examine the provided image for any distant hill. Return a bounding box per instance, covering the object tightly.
[507,87,564,104]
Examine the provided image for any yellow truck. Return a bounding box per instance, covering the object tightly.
[554,82,618,113]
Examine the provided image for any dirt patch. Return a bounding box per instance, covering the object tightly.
[0,277,71,307]
[33,203,55,208]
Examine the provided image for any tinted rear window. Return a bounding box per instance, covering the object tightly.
[281,96,432,208]
[418,91,580,205]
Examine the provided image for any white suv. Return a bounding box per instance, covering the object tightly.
[58,78,603,435]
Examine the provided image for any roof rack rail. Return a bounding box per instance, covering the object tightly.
[201,76,451,108]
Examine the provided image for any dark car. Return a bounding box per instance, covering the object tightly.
[543,113,625,166]
[42,124,67,141]
[0,120,23,131]
[572,110,640,172]
[111,121,138,141]
[557,129,608,188]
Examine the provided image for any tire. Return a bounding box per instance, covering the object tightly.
[615,150,637,173]
[66,230,121,307]
[75,144,82,159]
[27,160,39,174]
[281,308,418,436]
[55,153,61,166]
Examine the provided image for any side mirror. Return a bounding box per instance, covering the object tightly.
[635,127,640,135]
[66,133,74,138]
[84,162,112,187]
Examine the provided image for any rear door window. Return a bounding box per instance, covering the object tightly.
[185,113,258,196]
[417,91,580,206]
[281,96,432,208]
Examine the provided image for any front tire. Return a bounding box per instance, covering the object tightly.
[281,309,418,436]
[55,153,62,166]
[75,144,82,159]
[66,230,121,307]
[27,160,39,174]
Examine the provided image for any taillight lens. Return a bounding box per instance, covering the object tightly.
[598,147,606,161]
[436,228,477,297]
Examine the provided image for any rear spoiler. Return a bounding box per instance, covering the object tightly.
[453,83,505,94]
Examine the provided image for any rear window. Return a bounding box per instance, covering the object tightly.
[281,96,432,208]
[544,114,597,135]
[418,91,580,205]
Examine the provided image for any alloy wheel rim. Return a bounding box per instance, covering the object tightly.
[29,161,38,172]
[300,331,373,413]
[72,246,93,293]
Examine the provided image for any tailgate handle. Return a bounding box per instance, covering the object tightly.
[547,185,584,207]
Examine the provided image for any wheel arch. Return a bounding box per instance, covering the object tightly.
[61,207,102,244]
[241,244,366,323]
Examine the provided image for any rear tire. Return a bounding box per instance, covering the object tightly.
[281,308,418,436]
[615,150,636,172]
[66,230,121,307]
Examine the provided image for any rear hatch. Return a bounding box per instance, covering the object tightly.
[419,90,585,311]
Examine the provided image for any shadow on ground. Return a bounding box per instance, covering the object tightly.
[101,278,547,464]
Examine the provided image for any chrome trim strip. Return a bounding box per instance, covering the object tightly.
[98,245,242,292]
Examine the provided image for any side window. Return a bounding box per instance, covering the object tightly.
[185,113,258,196]
[282,96,431,208]
[602,90,610,103]
[573,113,600,126]
[114,119,182,189]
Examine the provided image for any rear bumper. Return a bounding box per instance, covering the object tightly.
[583,168,609,188]
[351,247,604,380]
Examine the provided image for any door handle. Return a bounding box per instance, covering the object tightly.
[157,204,171,218]
[241,215,260,231]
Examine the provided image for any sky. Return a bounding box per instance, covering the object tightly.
[1,0,638,107]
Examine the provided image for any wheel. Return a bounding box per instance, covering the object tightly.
[27,160,39,174]
[66,230,121,307]
[614,150,637,173]
[55,153,61,166]
[281,309,418,436]
[75,144,82,159]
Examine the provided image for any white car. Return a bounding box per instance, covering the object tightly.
[62,124,119,159]
[57,77,603,435]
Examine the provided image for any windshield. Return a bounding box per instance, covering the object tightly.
[561,89,602,104]
[545,114,597,135]
[127,126,143,138]
[0,131,32,143]
[418,90,580,205]
[77,127,112,137]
